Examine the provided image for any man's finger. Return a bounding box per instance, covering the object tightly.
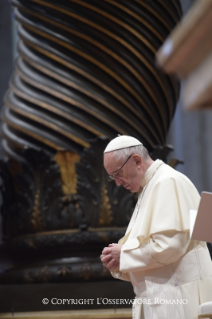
[103,257,115,267]
[100,254,112,263]
[102,247,112,255]
[109,263,119,271]
[101,254,112,263]
[106,258,116,269]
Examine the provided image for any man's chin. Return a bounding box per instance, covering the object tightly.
[127,187,136,193]
[128,186,140,193]
[129,189,136,193]
[123,185,137,193]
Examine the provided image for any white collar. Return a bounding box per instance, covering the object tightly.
[144,159,160,176]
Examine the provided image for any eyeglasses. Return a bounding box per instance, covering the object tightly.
[108,154,133,180]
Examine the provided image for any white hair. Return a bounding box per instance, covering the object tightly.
[111,145,149,161]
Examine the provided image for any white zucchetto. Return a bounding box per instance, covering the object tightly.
[104,135,142,153]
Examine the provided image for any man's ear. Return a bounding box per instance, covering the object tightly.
[132,154,142,167]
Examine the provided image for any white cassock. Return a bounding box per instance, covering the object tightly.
[111,159,212,319]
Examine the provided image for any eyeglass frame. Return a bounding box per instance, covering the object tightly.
[108,154,133,180]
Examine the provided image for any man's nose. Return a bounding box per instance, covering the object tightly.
[115,178,122,186]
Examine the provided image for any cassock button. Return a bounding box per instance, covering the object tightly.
[174,278,178,286]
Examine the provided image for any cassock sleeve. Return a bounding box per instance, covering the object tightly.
[110,269,131,282]
[120,230,190,273]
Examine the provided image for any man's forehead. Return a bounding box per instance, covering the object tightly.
[104,152,120,162]
[104,153,121,171]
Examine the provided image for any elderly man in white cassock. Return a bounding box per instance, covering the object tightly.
[100,135,212,319]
